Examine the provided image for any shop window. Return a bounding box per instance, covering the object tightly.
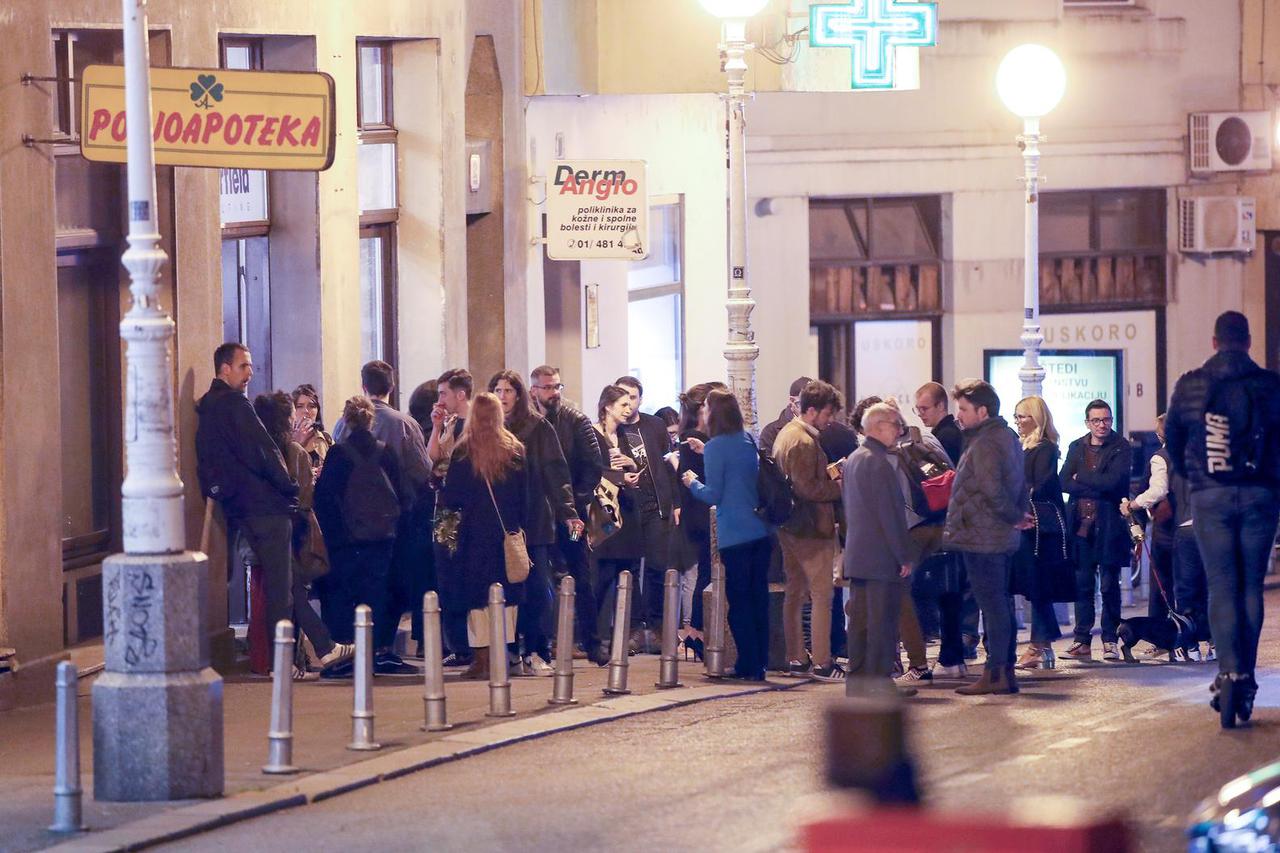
[808,196,943,319]
[357,40,398,368]
[1039,189,1166,311]
[627,199,684,412]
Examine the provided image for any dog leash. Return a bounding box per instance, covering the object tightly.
[1136,539,1176,612]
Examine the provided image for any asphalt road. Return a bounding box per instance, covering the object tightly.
[162,592,1280,853]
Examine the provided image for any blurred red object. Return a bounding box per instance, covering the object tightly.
[248,565,269,675]
[803,808,1131,853]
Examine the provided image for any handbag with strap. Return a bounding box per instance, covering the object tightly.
[587,475,623,547]
[1030,499,1075,603]
[921,470,955,513]
[486,478,531,584]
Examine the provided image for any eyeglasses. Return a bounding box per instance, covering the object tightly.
[1013,414,1034,422]
[1087,417,1113,426]
[535,383,565,392]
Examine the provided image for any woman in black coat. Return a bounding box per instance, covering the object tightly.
[438,392,530,680]
[313,396,404,654]
[1011,396,1069,671]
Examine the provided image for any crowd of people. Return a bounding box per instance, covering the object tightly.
[193,310,1280,727]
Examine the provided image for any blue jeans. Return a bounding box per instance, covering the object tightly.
[1072,535,1122,645]
[721,537,772,678]
[1029,596,1062,645]
[961,551,1016,670]
[516,545,555,659]
[1173,525,1210,643]
[1191,485,1280,676]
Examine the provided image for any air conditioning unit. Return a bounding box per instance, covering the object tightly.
[1188,111,1273,174]
[1178,196,1256,254]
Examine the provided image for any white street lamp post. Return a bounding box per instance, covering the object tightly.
[93,0,223,801]
[997,44,1066,400]
[702,0,768,431]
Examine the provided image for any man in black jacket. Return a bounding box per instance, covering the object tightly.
[615,376,680,645]
[1166,311,1280,726]
[531,366,607,663]
[195,343,299,643]
[914,381,963,466]
[1061,398,1132,663]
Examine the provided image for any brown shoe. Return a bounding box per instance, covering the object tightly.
[1063,641,1093,660]
[461,651,489,681]
[998,665,1020,695]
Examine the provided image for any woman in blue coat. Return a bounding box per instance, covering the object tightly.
[683,390,771,680]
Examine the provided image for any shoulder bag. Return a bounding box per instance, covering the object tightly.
[486,477,531,584]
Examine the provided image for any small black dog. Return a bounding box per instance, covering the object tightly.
[1117,612,1195,662]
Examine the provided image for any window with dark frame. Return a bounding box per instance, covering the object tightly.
[809,196,944,405]
[1038,188,1166,312]
[357,40,398,370]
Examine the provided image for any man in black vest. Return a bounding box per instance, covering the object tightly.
[1166,311,1280,726]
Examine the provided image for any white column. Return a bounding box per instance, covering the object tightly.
[1017,117,1046,400]
[720,19,760,431]
[120,0,184,554]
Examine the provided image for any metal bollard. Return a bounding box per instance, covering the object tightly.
[263,620,298,774]
[486,584,515,717]
[604,570,634,695]
[549,576,577,705]
[421,592,453,731]
[347,604,381,751]
[49,661,83,833]
[656,568,683,689]
[705,549,728,678]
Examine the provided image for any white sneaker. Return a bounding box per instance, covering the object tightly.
[1206,643,1217,662]
[319,643,355,670]
[528,654,554,677]
[932,663,968,679]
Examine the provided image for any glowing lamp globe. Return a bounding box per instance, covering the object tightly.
[996,44,1066,119]
[699,0,769,19]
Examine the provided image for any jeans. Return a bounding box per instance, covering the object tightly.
[401,498,437,645]
[831,584,848,660]
[556,526,600,650]
[687,533,713,632]
[517,545,556,659]
[1029,596,1062,645]
[1073,535,1122,645]
[1173,525,1210,643]
[721,537,771,678]
[237,514,294,638]
[1192,485,1280,676]
[962,551,1016,670]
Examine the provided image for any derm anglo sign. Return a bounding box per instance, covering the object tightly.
[546,160,648,261]
[80,65,335,171]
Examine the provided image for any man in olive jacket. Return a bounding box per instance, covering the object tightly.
[842,403,915,696]
[942,380,1027,696]
[774,380,845,682]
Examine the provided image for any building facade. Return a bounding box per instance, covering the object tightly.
[0,0,529,707]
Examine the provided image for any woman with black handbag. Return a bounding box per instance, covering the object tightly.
[1012,396,1071,671]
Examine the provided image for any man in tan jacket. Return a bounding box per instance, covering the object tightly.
[773,380,845,682]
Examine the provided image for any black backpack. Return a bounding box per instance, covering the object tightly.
[752,435,794,526]
[1203,371,1267,484]
[342,441,401,542]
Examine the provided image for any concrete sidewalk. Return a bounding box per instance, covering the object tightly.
[1,651,804,853]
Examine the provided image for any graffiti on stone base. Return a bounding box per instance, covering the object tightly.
[124,567,159,665]
[104,572,122,648]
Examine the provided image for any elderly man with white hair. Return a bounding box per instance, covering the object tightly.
[841,402,916,697]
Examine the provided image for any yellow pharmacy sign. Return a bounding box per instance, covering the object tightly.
[80,65,335,171]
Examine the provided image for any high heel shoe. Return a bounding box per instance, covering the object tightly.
[684,635,705,662]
